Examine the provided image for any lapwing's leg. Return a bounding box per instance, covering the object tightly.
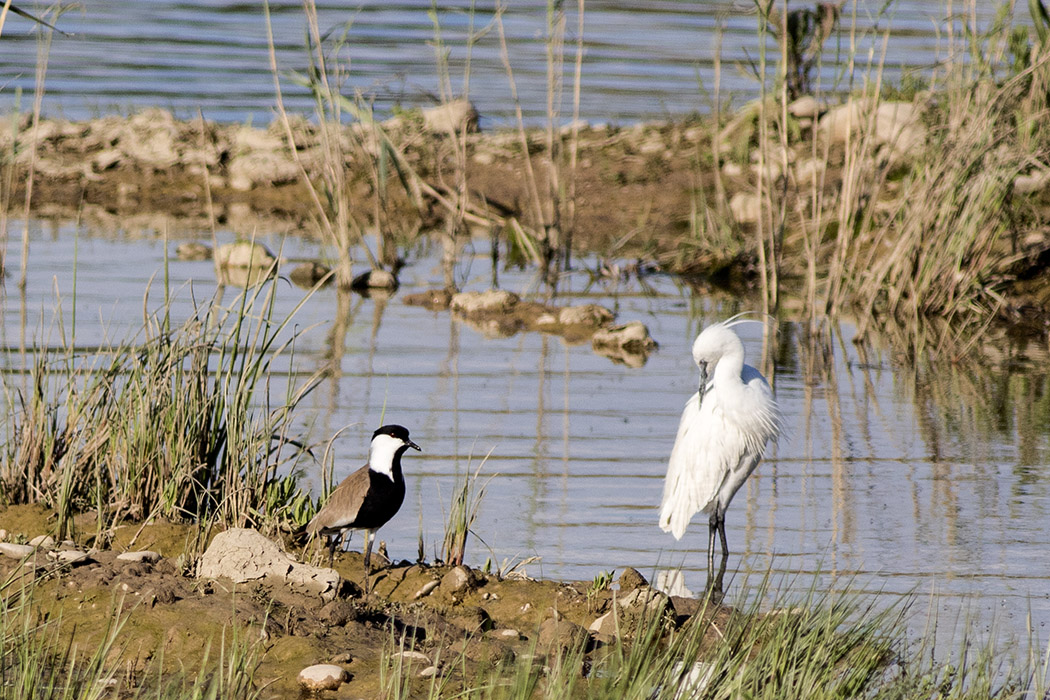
[362,529,375,594]
[326,533,337,567]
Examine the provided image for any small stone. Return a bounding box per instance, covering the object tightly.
[351,268,399,290]
[538,617,589,651]
[450,289,519,315]
[48,550,91,566]
[0,543,35,559]
[297,664,347,692]
[557,304,614,327]
[28,535,55,549]
[441,565,479,594]
[214,241,277,271]
[397,650,431,664]
[420,665,439,678]
[288,261,332,288]
[618,567,648,592]
[116,551,161,563]
[175,242,212,261]
[413,580,440,600]
[728,191,760,224]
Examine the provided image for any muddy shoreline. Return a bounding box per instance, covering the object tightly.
[0,505,724,698]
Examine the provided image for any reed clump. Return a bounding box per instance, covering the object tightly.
[0,282,320,543]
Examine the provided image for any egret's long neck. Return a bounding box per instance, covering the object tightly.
[712,341,746,390]
[369,435,405,481]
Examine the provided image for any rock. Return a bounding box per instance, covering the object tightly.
[413,580,440,600]
[448,606,493,635]
[396,650,431,665]
[297,664,347,692]
[214,241,277,270]
[1014,169,1050,195]
[487,628,521,641]
[288,261,332,288]
[422,99,480,134]
[318,599,355,626]
[788,95,825,119]
[538,616,589,652]
[618,567,648,592]
[420,665,439,678]
[350,268,398,290]
[116,550,161,564]
[592,323,655,356]
[589,587,671,640]
[557,304,615,327]
[48,549,91,566]
[28,535,55,549]
[175,242,212,261]
[197,528,340,601]
[402,288,453,311]
[794,158,826,185]
[450,289,519,315]
[441,565,480,595]
[818,99,927,158]
[0,543,36,559]
[728,191,760,224]
[722,161,745,178]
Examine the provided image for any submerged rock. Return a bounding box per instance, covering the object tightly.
[214,240,277,270]
[175,242,212,261]
[288,261,332,288]
[591,321,658,367]
[450,289,519,315]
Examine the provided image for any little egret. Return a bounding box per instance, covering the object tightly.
[659,316,780,593]
[307,425,420,591]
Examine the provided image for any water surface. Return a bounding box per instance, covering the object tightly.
[0,1,1023,126]
[2,221,1048,653]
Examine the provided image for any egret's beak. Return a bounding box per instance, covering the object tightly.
[406,439,422,452]
[697,360,709,405]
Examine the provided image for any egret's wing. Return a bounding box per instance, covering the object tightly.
[659,394,730,540]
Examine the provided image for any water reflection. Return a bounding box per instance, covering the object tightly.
[2,221,1049,650]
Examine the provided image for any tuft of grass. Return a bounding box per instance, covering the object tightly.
[441,447,494,567]
[0,280,324,542]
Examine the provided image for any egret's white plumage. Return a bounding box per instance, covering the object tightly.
[659,316,780,588]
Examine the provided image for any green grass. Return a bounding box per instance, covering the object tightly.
[0,279,323,544]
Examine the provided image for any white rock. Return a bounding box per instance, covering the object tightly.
[413,580,440,600]
[788,95,825,119]
[0,543,36,559]
[728,191,761,224]
[297,664,347,692]
[450,289,519,315]
[422,99,480,134]
[116,550,161,563]
[420,665,439,678]
[397,650,431,664]
[214,241,277,270]
[28,535,55,549]
[558,304,614,326]
[197,528,340,601]
[48,550,91,566]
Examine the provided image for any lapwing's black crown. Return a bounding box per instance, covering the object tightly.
[373,424,412,442]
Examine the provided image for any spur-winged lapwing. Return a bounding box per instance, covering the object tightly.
[307,425,420,588]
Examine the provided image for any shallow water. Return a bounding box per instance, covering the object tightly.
[0,1,1022,126]
[2,222,1049,654]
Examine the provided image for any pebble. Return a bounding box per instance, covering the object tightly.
[48,550,91,566]
[412,580,440,600]
[396,650,430,664]
[116,550,161,563]
[420,665,439,678]
[28,535,55,549]
[297,664,347,692]
[0,543,36,559]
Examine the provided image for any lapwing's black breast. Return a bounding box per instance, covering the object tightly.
[352,470,406,529]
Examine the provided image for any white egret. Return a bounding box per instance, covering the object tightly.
[659,316,781,592]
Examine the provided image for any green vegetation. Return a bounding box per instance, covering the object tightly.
[0,280,323,546]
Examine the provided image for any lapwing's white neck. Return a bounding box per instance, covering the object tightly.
[368,433,408,480]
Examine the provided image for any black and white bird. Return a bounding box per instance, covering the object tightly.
[307,425,420,588]
[659,316,781,594]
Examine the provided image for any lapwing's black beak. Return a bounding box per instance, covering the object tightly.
[697,361,709,405]
[407,440,422,452]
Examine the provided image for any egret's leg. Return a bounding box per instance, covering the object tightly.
[706,512,719,583]
[716,512,729,560]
